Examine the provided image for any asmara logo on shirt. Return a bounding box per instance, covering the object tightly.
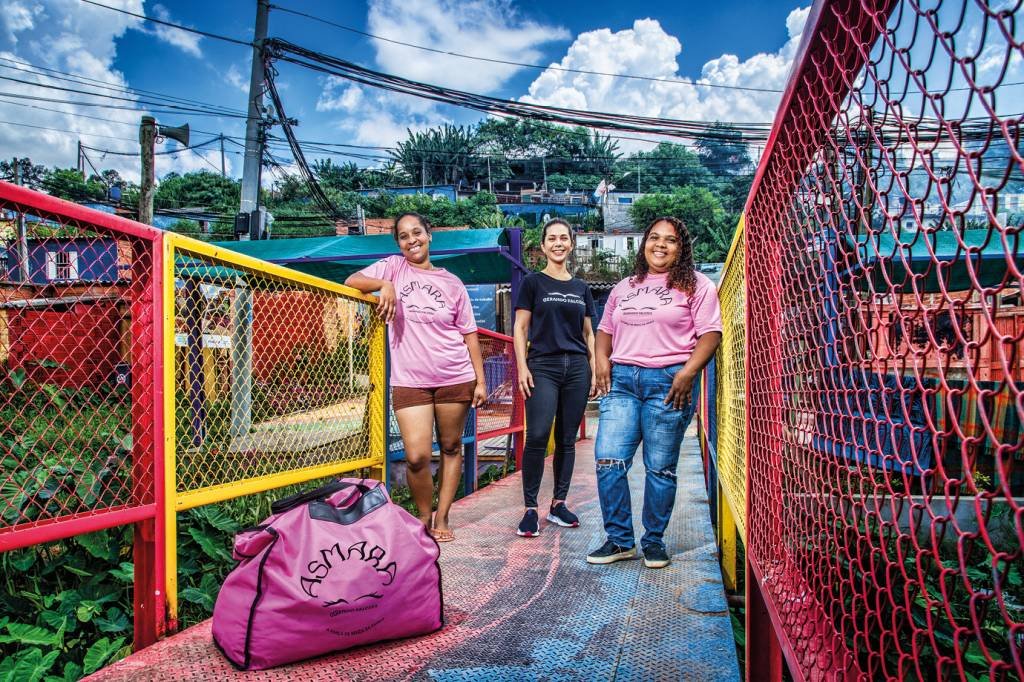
[619,286,674,326]
[399,281,447,323]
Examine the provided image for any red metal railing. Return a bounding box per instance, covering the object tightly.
[0,182,165,646]
[475,328,525,466]
[743,0,1023,679]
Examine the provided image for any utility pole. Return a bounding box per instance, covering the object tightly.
[139,116,157,225]
[231,0,270,442]
[77,141,84,176]
[239,0,270,241]
[12,157,29,282]
[487,156,493,194]
[421,158,426,191]
[219,135,226,178]
[637,159,641,194]
[542,156,547,192]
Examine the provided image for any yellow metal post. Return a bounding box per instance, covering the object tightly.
[162,237,179,631]
[367,318,387,482]
[718,483,738,591]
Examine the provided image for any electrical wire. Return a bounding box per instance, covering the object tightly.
[0,58,246,117]
[265,39,775,142]
[79,0,255,48]
[263,66,344,221]
[268,3,785,94]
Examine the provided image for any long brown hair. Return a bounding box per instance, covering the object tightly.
[629,216,696,294]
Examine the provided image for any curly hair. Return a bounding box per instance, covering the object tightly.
[629,216,696,294]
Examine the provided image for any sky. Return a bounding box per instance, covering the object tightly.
[0,0,812,182]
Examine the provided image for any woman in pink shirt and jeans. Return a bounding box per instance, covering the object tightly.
[587,217,722,569]
[346,213,486,543]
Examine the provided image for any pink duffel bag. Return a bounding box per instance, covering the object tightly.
[212,478,443,670]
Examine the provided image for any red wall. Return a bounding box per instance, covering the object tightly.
[252,291,328,382]
[8,302,123,388]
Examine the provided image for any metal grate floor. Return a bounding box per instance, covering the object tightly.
[89,425,739,681]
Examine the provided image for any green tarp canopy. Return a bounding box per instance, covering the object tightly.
[210,228,516,285]
[846,229,1022,293]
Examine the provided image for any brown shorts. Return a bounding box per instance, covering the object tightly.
[392,380,476,412]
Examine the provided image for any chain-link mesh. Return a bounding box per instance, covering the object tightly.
[170,237,384,502]
[745,0,1023,678]
[0,185,159,547]
[385,328,521,459]
[476,328,524,439]
[716,225,747,540]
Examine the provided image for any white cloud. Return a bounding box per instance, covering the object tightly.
[329,87,446,148]
[366,0,570,93]
[520,9,810,149]
[147,4,202,58]
[225,63,247,92]
[316,76,364,113]
[1,1,41,44]
[0,0,225,179]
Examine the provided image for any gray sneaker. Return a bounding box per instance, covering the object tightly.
[586,540,637,565]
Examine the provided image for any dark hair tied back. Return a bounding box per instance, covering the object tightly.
[630,216,696,294]
[392,212,432,241]
[540,218,574,244]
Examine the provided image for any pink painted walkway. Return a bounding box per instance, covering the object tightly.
[89,428,737,681]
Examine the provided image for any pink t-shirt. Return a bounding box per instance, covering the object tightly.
[598,271,722,368]
[358,255,477,388]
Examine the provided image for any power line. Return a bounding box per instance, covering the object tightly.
[268,3,785,94]
[79,0,255,48]
[264,39,775,143]
[0,57,246,116]
[0,89,249,119]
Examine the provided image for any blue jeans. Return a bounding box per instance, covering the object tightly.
[594,363,699,550]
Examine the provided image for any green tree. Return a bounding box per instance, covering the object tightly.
[616,143,711,193]
[40,168,106,202]
[313,160,365,192]
[154,171,240,211]
[629,186,734,261]
[390,124,488,187]
[0,157,46,189]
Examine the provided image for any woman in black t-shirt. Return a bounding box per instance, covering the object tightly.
[513,219,596,537]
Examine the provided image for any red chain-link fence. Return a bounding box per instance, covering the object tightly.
[0,182,165,645]
[744,0,1023,679]
[0,184,163,551]
[475,328,524,442]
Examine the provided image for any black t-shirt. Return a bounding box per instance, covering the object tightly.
[515,272,596,358]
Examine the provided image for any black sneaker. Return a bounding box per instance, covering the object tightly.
[516,509,540,537]
[586,540,637,565]
[643,544,671,569]
[546,502,579,528]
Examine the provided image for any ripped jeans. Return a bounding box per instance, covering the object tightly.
[594,363,699,550]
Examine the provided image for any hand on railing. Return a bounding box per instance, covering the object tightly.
[377,282,396,323]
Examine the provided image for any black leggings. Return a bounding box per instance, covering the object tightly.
[522,353,592,508]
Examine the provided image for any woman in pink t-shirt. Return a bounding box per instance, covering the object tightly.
[586,217,722,569]
[345,213,486,543]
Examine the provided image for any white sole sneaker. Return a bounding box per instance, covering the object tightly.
[586,547,638,564]
[516,529,540,537]
[643,556,671,569]
[545,513,579,528]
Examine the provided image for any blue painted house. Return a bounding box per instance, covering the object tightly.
[3,237,122,284]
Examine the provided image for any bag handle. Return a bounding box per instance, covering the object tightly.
[270,480,373,515]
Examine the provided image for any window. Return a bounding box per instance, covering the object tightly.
[590,238,600,250]
[46,250,78,281]
[618,197,632,204]
[626,237,635,251]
